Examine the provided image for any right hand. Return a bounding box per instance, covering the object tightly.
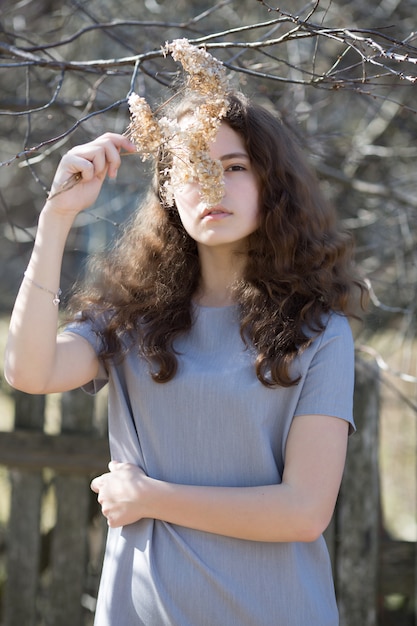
[91,461,150,528]
[44,132,137,219]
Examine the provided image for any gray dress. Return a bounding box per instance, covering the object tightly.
[67,304,355,626]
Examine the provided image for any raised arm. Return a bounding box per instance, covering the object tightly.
[4,133,136,394]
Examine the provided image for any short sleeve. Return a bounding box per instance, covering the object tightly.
[294,314,356,433]
[63,318,109,394]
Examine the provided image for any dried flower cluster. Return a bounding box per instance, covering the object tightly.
[127,97,162,161]
[167,38,229,97]
[127,38,229,207]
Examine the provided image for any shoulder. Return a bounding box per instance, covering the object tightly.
[322,311,353,340]
[306,311,353,344]
[303,312,354,365]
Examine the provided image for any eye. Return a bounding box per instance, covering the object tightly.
[225,164,246,172]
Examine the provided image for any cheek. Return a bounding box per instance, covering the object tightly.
[173,182,199,209]
[248,196,261,234]
[246,186,260,223]
[173,193,196,233]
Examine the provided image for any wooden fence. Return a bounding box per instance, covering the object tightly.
[0,360,415,626]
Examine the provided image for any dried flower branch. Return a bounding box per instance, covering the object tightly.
[166,38,229,96]
[126,95,163,161]
[47,172,82,200]
[127,38,229,207]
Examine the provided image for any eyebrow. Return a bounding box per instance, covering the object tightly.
[219,152,249,161]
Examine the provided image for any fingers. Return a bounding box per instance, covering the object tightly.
[90,461,135,495]
[89,477,123,528]
[65,133,136,182]
[90,474,104,494]
[59,154,95,184]
[90,461,145,528]
[45,133,136,215]
[108,460,122,472]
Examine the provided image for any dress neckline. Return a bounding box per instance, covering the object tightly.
[192,301,238,311]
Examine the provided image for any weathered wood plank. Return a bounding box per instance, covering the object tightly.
[336,359,381,626]
[45,389,97,626]
[380,538,415,597]
[4,469,43,626]
[0,430,110,473]
[3,393,45,626]
[45,474,92,626]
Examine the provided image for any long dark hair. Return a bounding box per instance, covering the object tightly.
[68,90,366,387]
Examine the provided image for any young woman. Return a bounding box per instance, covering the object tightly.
[5,90,365,625]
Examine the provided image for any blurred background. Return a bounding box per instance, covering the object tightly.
[0,0,416,624]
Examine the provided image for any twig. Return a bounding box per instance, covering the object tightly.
[357,345,417,384]
[0,98,128,168]
[47,173,82,200]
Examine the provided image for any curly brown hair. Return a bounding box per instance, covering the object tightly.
[68,90,366,387]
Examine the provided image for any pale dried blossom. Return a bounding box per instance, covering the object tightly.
[165,38,229,98]
[127,95,163,161]
[127,38,230,207]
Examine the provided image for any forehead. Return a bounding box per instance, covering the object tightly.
[210,123,247,157]
[174,116,248,158]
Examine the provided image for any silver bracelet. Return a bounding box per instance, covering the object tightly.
[24,271,62,306]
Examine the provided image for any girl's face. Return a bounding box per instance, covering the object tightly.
[173,123,260,253]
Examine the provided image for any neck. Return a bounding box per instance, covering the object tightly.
[195,245,245,307]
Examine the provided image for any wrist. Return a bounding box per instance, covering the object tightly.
[143,475,169,522]
[36,206,75,248]
[39,202,75,229]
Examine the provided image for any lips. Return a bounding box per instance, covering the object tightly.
[200,207,231,219]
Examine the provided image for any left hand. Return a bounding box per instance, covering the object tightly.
[91,461,148,528]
